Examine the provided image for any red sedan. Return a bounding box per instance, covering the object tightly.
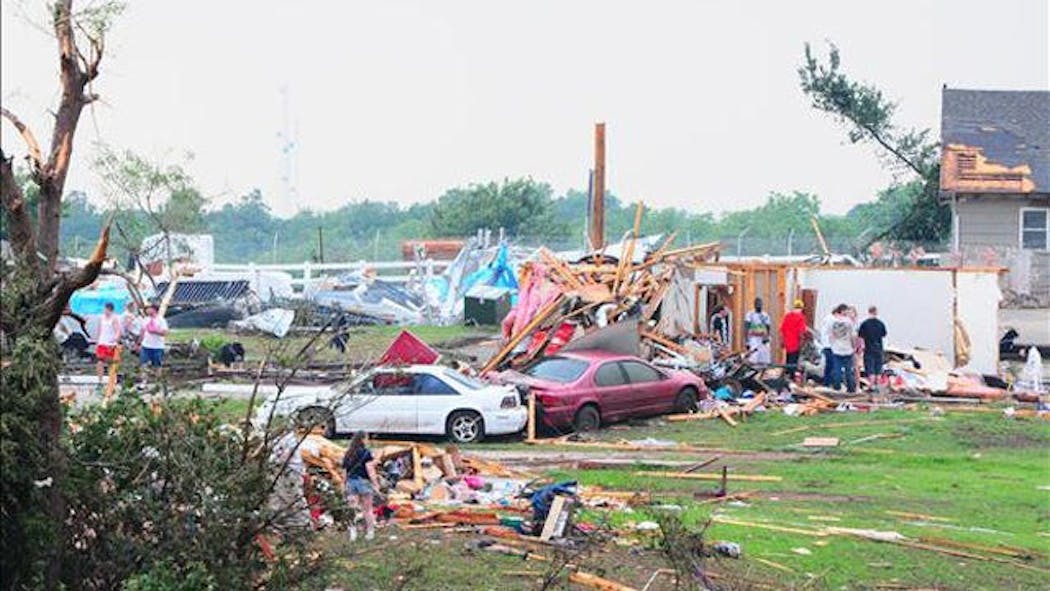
[497,350,708,433]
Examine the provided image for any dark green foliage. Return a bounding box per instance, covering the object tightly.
[799,41,949,243]
[60,392,322,589]
[429,177,566,239]
[0,323,62,590]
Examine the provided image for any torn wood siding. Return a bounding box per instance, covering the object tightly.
[941,143,1037,194]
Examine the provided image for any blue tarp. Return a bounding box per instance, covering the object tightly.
[70,282,132,315]
[461,244,519,301]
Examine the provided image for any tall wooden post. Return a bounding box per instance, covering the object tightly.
[591,122,606,249]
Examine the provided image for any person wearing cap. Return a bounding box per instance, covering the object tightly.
[780,299,808,375]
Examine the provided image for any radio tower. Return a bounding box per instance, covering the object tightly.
[278,86,299,208]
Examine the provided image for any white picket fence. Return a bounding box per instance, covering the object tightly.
[210,260,449,287]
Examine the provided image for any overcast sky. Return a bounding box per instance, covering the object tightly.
[2,1,1048,217]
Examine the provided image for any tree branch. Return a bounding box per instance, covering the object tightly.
[0,148,40,264]
[40,222,111,329]
[1,106,45,173]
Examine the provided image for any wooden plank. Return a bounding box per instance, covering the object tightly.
[480,295,565,374]
[712,516,827,536]
[802,437,840,447]
[568,571,638,591]
[526,392,537,442]
[539,495,568,541]
[635,471,782,482]
[718,407,739,427]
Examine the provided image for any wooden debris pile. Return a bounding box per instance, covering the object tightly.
[483,204,721,373]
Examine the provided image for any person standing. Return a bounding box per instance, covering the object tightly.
[709,305,730,345]
[342,431,379,541]
[138,303,169,377]
[828,305,857,393]
[744,298,772,364]
[95,302,123,394]
[857,305,888,386]
[779,299,808,375]
[121,301,142,351]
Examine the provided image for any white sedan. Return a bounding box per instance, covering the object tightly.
[252,365,527,444]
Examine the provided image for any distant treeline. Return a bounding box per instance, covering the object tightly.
[48,178,932,263]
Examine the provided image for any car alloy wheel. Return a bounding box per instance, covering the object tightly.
[448,411,483,444]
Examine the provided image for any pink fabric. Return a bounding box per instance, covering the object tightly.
[506,264,561,337]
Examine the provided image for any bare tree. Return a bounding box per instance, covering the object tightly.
[0,1,123,586]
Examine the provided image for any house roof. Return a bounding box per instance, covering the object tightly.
[940,88,1050,194]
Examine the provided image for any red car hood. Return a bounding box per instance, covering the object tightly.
[489,369,569,392]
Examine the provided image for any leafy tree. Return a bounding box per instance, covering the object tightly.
[798,42,950,242]
[0,2,123,586]
[206,189,277,262]
[428,178,567,239]
[93,145,209,258]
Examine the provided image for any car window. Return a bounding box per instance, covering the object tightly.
[524,357,589,383]
[594,362,628,387]
[368,372,414,395]
[413,373,458,395]
[442,368,484,391]
[620,361,663,384]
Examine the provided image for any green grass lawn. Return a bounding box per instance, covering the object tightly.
[168,324,495,364]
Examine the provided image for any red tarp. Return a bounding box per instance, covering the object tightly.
[379,330,441,366]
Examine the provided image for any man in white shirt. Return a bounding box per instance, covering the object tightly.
[95,302,123,388]
[744,298,772,364]
[827,305,857,393]
[138,303,169,375]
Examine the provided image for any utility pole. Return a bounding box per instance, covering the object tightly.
[590,122,606,250]
[317,226,325,263]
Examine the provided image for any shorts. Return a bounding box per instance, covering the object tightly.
[345,477,373,497]
[96,344,118,361]
[140,347,164,367]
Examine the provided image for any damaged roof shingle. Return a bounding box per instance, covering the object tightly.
[940,88,1050,194]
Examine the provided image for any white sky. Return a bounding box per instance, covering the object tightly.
[3,0,1048,217]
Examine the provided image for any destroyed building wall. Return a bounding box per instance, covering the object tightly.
[789,267,1000,375]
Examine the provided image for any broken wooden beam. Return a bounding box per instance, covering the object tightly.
[635,471,781,482]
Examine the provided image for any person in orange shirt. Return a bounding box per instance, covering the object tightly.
[779,299,808,375]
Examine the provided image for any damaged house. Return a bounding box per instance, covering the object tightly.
[940,88,1050,303]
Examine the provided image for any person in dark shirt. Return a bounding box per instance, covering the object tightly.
[341,431,379,541]
[710,306,730,345]
[857,306,888,384]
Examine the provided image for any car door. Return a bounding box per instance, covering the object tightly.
[413,372,462,435]
[340,371,418,434]
[591,361,634,422]
[619,360,671,415]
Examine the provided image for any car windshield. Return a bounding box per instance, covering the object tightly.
[524,357,588,383]
[442,368,485,391]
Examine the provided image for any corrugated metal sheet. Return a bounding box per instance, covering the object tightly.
[155,280,251,304]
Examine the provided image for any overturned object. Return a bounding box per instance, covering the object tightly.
[230,308,295,338]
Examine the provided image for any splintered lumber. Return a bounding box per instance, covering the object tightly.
[635,471,781,482]
[717,407,739,427]
[568,571,638,591]
[712,516,827,537]
[885,510,952,522]
[751,557,796,574]
[481,294,564,374]
[802,437,840,447]
[526,393,537,442]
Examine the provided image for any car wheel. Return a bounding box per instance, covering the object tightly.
[447,411,484,444]
[573,405,601,433]
[674,387,699,413]
[295,406,335,438]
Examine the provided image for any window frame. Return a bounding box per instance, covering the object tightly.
[618,360,667,384]
[1019,207,1049,251]
[593,362,630,387]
